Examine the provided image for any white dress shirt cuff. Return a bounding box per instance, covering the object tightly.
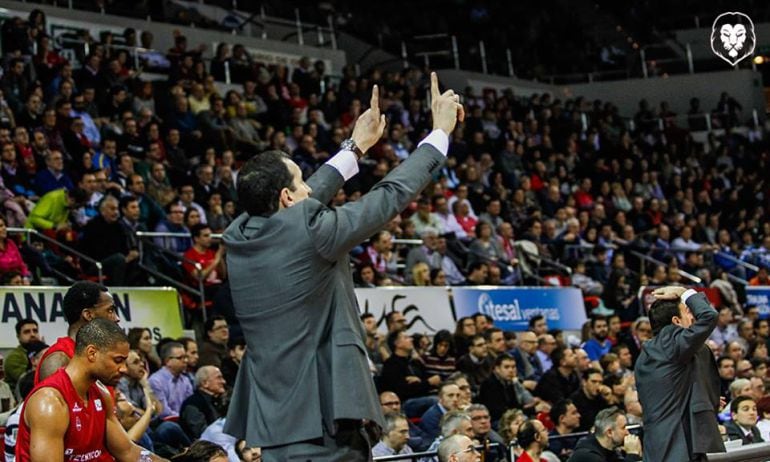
[418,129,450,156]
[681,288,698,304]
[326,150,359,181]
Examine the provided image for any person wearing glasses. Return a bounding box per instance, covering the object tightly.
[148,341,194,419]
[437,434,480,462]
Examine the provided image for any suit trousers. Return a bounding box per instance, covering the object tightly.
[262,420,373,462]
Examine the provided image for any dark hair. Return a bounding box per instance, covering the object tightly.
[582,367,603,381]
[494,352,516,368]
[190,223,210,239]
[717,356,734,368]
[528,315,545,329]
[731,395,756,414]
[483,327,503,343]
[15,318,37,336]
[205,315,227,336]
[590,315,607,329]
[127,327,150,351]
[516,420,539,449]
[757,396,770,418]
[63,281,108,325]
[649,298,681,335]
[387,329,405,353]
[170,440,227,462]
[119,194,138,211]
[75,318,129,355]
[468,261,487,274]
[228,336,246,350]
[431,329,454,356]
[237,150,295,217]
[360,312,375,321]
[549,399,575,425]
[159,341,184,362]
[177,337,196,351]
[551,346,570,366]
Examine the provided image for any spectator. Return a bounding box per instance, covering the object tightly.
[422,330,457,382]
[128,327,161,374]
[220,336,245,386]
[436,434,480,462]
[535,346,581,404]
[549,399,582,460]
[380,329,439,403]
[80,195,141,285]
[4,319,39,391]
[180,366,228,439]
[570,368,611,432]
[373,412,414,458]
[33,150,72,195]
[0,215,31,283]
[148,341,194,419]
[419,382,461,441]
[456,334,494,395]
[198,316,229,368]
[511,330,542,385]
[725,396,764,445]
[478,353,536,424]
[568,406,642,461]
[515,419,550,462]
[535,334,557,373]
[182,224,225,302]
[583,316,612,362]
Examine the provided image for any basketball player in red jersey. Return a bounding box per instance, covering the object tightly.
[17,318,167,462]
[35,281,119,384]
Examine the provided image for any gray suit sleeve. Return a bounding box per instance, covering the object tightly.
[306,164,345,206]
[671,292,718,363]
[307,144,445,261]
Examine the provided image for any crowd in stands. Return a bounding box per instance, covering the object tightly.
[0,4,769,461]
[362,308,770,460]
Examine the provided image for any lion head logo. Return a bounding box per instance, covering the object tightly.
[711,12,756,66]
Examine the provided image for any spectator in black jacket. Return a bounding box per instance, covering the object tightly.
[477,353,534,425]
[179,365,228,439]
[380,329,440,404]
[568,407,641,462]
[569,368,611,432]
[535,346,581,404]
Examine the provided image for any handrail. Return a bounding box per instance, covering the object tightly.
[516,245,573,275]
[7,227,103,281]
[135,230,223,239]
[372,442,501,461]
[136,235,208,322]
[706,441,770,461]
[630,250,702,284]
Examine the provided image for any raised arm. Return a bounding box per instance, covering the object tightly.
[655,286,718,362]
[308,73,464,261]
[307,85,387,205]
[102,385,168,462]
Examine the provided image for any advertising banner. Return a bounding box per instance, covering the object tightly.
[355,287,455,334]
[452,287,587,331]
[746,286,770,318]
[0,287,184,348]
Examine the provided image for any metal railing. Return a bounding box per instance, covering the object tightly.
[7,226,103,282]
[629,250,702,284]
[706,441,770,461]
[135,230,224,322]
[372,442,502,461]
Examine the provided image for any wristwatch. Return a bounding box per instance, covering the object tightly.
[340,138,365,160]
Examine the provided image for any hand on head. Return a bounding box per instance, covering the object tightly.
[651,285,687,300]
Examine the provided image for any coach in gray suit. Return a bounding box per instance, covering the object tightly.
[222,73,464,461]
[635,286,725,462]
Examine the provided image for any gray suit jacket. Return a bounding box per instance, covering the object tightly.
[635,293,722,461]
[222,144,445,447]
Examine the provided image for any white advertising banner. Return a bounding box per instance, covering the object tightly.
[0,287,184,348]
[354,287,455,335]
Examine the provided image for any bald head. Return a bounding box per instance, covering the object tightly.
[519,331,538,354]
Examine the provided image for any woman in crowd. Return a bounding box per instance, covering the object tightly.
[128,327,161,374]
[0,215,30,284]
[422,330,456,382]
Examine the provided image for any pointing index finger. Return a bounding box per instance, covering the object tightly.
[370,84,380,113]
[431,72,440,103]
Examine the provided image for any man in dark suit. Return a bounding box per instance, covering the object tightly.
[418,381,461,441]
[725,396,764,445]
[635,286,725,461]
[222,74,464,461]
